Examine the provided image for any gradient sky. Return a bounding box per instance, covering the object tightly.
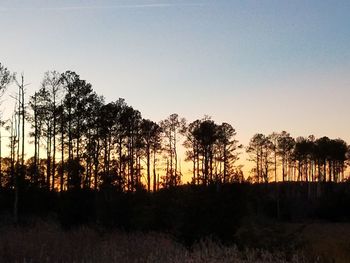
[1,0,350,174]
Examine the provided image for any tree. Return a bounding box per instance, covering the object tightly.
[0,63,13,186]
[277,131,295,182]
[28,72,64,190]
[313,137,348,182]
[160,114,186,187]
[330,139,347,182]
[293,136,313,182]
[247,133,274,183]
[218,123,241,183]
[140,119,162,192]
[184,119,241,185]
[119,104,142,191]
[96,100,124,190]
[193,119,218,185]
[247,134,265,183]
[28,91,42,186]
[61,71,96,190]
[183,119,201,184]
[315,136,331,182]
[84,95,104,190]
[42,71,63,190]
[268,132,279,182]
[13,73,28,223]
[0,63,12,92]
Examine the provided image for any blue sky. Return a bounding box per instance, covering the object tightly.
[1,0,350,150]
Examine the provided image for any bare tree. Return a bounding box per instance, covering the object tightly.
[13,74,28,223]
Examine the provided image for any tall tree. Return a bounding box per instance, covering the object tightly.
[184,119,240,185]
[183,119,201,185]
[61,71,96,190]
[277,131,295,182]
[315,136,331,182]
[160,114,186,188]
[330,139,347,182]
[293,136,313,182]
[247,134,274,183]
[140,119,162,192]
[28,91,43,185]
[216,122,241,183]
[0,63,13,186]
[42,71,63,190]
[193,119,218,185]
[120,105,142,191]
[13,74,28,223]
[268,132,279,182]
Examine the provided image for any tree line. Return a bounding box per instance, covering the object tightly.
[247,132,348,183]
[0,63,349,194]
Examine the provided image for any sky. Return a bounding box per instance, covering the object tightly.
[1,0,350,175]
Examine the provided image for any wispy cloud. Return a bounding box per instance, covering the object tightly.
[0,2,205,12]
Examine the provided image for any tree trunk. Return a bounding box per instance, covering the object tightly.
[146,144,150,192]
[153,148,157,192]
[52,102,56,190]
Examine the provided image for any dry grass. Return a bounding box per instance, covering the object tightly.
[0,221,316,263]
[298,223,350,263]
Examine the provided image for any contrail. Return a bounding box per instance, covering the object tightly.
[0,2,205,12]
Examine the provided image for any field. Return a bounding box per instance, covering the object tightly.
[0,221,307,263]
[298,223,350,263]
[1,220,349,263]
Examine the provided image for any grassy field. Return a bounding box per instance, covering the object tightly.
[0,220,349,263]
[234,221,350,263]
[0,221,312,263]
[298,223,350,263]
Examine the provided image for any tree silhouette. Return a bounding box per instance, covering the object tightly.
[0,63,13,187]
[184,119,241,185]
[192,119,217,185]
[183,119,201,185]
[140,119,162,192]
[13,73,28,223]
[0,63,12,92]
[29,72,63,189]
[160,114,186,188]
[1,63,350,196]
[28,91,43,186]
[277,131,295,182]
[293,136,312,181]
[61,71,96,190]
[247,134,270,183]
[120,104,142,191]
[42,71,63,190]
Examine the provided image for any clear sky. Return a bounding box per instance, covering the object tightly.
[1,0,350,174]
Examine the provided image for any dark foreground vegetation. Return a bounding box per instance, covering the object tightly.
[0,222,313,263]
[0,223,318,263]
[1,182,350,262]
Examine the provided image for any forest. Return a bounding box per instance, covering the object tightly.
[1,62,350,262]
[0,63,348,193]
